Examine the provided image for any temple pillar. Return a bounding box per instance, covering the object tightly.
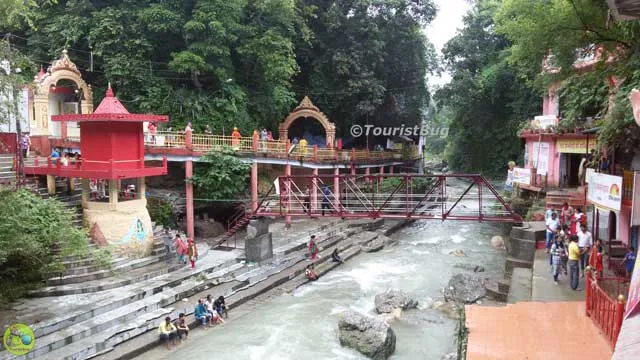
[251,162,258,212]
[136,177,146,200]
[108,179,119,206]
[47,175,56,195]
[285,164,291,227]
[334,168,340,214]
[81,178,90,207]
[185,160,195,240]
[311,168,318,212]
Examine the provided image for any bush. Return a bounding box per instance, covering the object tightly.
[0,188,90,302]
[147,197,175,227]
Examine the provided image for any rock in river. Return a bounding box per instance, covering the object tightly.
[443,273,486,304]
[490,235,505,249]
[338,311,396,360]
[453,263,485,273]
[374,289,419,314]
[448,249,466,257]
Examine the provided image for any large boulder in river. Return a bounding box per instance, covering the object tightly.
[443,273,486,304]
[490,235,505,249]
[338,311,396,360]
[374,289,418,314]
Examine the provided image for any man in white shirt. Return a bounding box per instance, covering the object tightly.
[545,212,560,253]
[577,223,593,277]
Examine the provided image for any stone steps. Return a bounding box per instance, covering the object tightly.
[45,252,170,286]
[8,262,248,360]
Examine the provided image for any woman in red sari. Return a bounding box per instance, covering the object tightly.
[308,235,319,260]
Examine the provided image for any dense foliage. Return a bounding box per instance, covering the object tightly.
[190,150,251,199]
[435,1,539,177]
[0,188,90,302]
[495,0,640,154]
[3,0,437,140]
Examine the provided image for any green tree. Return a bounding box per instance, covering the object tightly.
[0,189,90,301]
[436,0,539,176]
[190,150,251,200]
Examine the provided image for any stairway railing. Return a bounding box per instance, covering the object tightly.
[585,268,627,348]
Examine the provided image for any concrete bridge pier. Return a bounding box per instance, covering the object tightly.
[251,162,258,212]
[311,168,318,212]
[185,160,194,240]
[285,163,292,228]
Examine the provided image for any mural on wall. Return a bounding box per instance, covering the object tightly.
[118,218,147,244]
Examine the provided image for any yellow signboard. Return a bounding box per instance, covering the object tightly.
[556,138,597,154]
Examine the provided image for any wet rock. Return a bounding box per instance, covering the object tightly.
[378,234,397,246]
[378,308,403,323]
[442,351,458,360]
[448,249,466,257]
[430,300,461,320]
[402,311,445,326]
[443,273,486,304]
[453,263,485,273]
[338,311,396,360]
[374,289,419,314]
[362,238,385,253]
[490,235,505,249]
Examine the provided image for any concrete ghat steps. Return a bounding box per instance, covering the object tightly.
[95,228,379,360]
[5,262,249,360]
[3,251,241,344]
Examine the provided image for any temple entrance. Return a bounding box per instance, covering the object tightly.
[279,96,336,148]
[560,153,583,187]
[287,117,326,147]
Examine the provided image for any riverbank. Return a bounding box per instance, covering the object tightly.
[134,219,508,360]
[92,217,404,360]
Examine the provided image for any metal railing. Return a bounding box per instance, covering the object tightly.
[585,268,627,348]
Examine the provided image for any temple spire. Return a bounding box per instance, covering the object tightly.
[106,82,114,97]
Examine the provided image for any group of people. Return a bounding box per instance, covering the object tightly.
[170,233,199,269]
[304,235,344,281]
[158,294,228,350]
[545,203,637,290]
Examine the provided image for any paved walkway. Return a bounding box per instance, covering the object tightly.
[532,249,584,302]
[466,301,612,360]
[466,249,611,359]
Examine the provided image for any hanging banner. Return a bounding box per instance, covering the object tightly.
[533,115,558,129]
[632,172,640,227]
[556,138,597,154]
[512,167,531,185]
[587,172,623,211]
[532,142,549,176]
[585,168,595,184]
[625,257,640,319]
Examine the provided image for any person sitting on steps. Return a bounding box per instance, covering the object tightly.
[157,316,178,350]
[194,299,211,329]
[305,264,318,281]
[214,295,228,318]
[332,248,344,263]
[174,313,189,341]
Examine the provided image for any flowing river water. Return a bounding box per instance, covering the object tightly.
[139,219,506,360]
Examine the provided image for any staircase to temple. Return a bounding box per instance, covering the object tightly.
[0,154,36,186]
[545,188,587,209]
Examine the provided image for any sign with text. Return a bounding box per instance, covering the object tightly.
[533,115,558,129]
[632,172,640,227]
[512,167,531,185]
[532,142,549,176]
[587,173,623,211]
[556,138,597,154]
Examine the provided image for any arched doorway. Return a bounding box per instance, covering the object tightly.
[279,96,335,148]
[31,50,93,151]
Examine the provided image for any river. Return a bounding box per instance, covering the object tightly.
[138,219,506,360]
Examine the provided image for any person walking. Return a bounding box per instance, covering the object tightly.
[622,247,637,282]
[174,234,187,264]
[577,223,593,278]
[568,235,581,291]
[321,184,331,216]
[550,235,566,285]
[163,230,173,263]
[545,212,560,254]
[308,235,319,261]
[20,133,31,158]
[231,127,241,149]
[187,238,198,269]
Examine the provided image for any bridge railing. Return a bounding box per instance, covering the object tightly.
[585,267,627,348]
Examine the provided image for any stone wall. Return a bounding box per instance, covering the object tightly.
[84,199,155,257]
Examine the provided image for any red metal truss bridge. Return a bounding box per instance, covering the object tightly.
[253,173,523,225]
